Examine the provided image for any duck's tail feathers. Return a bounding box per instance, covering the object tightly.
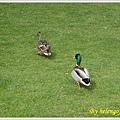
[82,78,90,84]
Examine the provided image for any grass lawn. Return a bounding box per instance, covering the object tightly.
[0,3,120,117]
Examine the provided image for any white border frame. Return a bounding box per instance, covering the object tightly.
[0,0,120,3]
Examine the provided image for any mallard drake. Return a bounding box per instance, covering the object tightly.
[36,32,51,56]
[71,53,91,89]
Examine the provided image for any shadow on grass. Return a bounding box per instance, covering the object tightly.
[37,52,57,60]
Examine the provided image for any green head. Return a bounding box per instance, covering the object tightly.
[75,53,82,66]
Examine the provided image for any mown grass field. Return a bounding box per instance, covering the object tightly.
[0,3,120,117]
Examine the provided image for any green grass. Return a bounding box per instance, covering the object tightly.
[0,3,120,117]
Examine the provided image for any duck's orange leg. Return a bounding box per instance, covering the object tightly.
[77,82,80,89]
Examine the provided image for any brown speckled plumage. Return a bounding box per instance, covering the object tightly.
[36,32,51,56]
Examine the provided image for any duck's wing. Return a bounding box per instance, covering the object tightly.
[71,69,82,83]
[39,40,51,56]
[72,66,91,86]
[41,40,50,46]
[73,67,87,79]
[37,40,48,48]
[75,66,90,78]
[84,68,91,78]
[71,68,90,86]
[41,40,51,49]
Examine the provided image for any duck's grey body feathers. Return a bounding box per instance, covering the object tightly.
[71,66,91,87]
[36,32,51,56]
